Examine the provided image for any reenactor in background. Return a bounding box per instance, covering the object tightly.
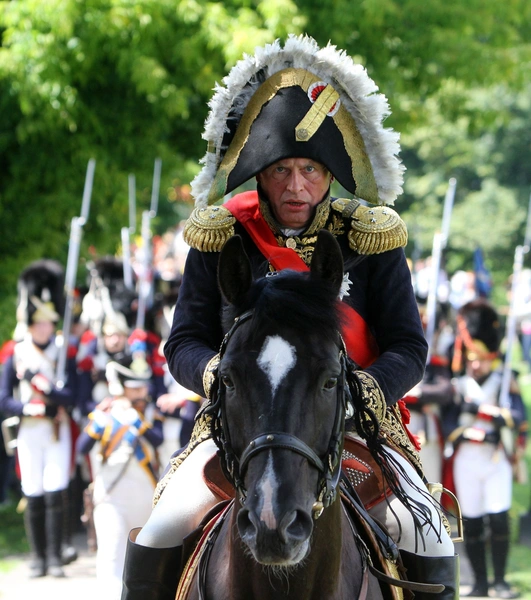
[148,281,204,466]
[448,299,527,599]
[77,311,133,416]
[76,357,163,600]
[0,259,78,578]
[404,299,456,484]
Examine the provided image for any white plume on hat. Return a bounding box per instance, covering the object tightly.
[191,34,404,207]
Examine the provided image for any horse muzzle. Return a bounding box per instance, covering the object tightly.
[237,503,314,566]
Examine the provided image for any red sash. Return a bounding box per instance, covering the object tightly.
[224,192,379,368]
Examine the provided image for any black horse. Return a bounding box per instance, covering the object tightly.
[184,230,387,600]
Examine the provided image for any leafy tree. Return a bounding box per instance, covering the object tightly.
[0,0,302,341]
[400,84,531,307]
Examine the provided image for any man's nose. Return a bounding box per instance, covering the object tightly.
[286,170,304,192]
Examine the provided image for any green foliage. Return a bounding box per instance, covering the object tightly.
[0,0,303,342]
[400,83,531,310]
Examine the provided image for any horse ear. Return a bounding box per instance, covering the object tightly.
[218,235,253,304]
[310,230,344,296]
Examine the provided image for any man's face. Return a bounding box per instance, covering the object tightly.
[124,384,148,409]
[29,321,55,345]
[104,332,127,354]
[466,356,494,382]
[256,158,332,229]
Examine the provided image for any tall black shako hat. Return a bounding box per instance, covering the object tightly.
[452,298,501,373]
[16,259,65,330]
[191,34,404,208]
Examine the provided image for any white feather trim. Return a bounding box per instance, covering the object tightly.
[191,34,404,207]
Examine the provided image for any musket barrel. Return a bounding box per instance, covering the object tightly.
[128,173,136,233]
[80,158,96,225]
[135,210,152,330]
[121,227,134,290]
[425,178,457,361]
[149,158,162,218]
[441,177,456,246]
[57,159,96,385]
[56,217,83,386]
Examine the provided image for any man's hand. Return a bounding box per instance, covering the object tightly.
[31,374,53,395]
[156,393,187,412]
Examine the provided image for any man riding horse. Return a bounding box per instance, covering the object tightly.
[121,35,458,599]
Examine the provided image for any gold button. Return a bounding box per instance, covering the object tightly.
[296,128,309,141]
[286,238,297,249]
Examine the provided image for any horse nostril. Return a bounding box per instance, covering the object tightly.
[237,507,257,539]
[279,510,313,544]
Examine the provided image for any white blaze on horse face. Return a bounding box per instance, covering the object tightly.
[258,453,278,529]
[257,335,296,397]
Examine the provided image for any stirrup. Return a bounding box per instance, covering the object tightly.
[427,482,463,543]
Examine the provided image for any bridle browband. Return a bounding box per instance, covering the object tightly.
[205,309,350,519]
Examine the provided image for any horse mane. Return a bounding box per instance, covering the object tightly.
[221,269,342,346]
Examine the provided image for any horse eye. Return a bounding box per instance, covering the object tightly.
[222,375,235,389]
[324,377,338,390]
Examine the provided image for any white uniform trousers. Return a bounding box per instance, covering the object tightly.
[453,441,512,518]
[92,458,155,600]
[17,415,72,496]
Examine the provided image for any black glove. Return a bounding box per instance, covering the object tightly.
[22,369,38,382]
[461,402,479,415]
[44,404,58,418]
[483,430,501,444]
[491,414,507,429]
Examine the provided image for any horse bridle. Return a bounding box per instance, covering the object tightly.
[206,309,350,519]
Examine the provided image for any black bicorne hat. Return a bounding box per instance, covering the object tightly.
[191,35,404,208]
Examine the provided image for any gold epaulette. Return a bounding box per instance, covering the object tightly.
[332,198,408,255]
[183,206,236,252]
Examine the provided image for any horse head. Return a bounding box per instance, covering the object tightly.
[212,229,349,567]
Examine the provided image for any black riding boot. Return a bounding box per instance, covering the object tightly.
[464,516,489,596]
[121,528,183,600]
[61,485,78,565]
[400,551,459,600]
[45,490,66,577]
[489,511,520,599]
[24,495,47,577]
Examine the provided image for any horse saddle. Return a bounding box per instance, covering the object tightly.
[203,434,392,509]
